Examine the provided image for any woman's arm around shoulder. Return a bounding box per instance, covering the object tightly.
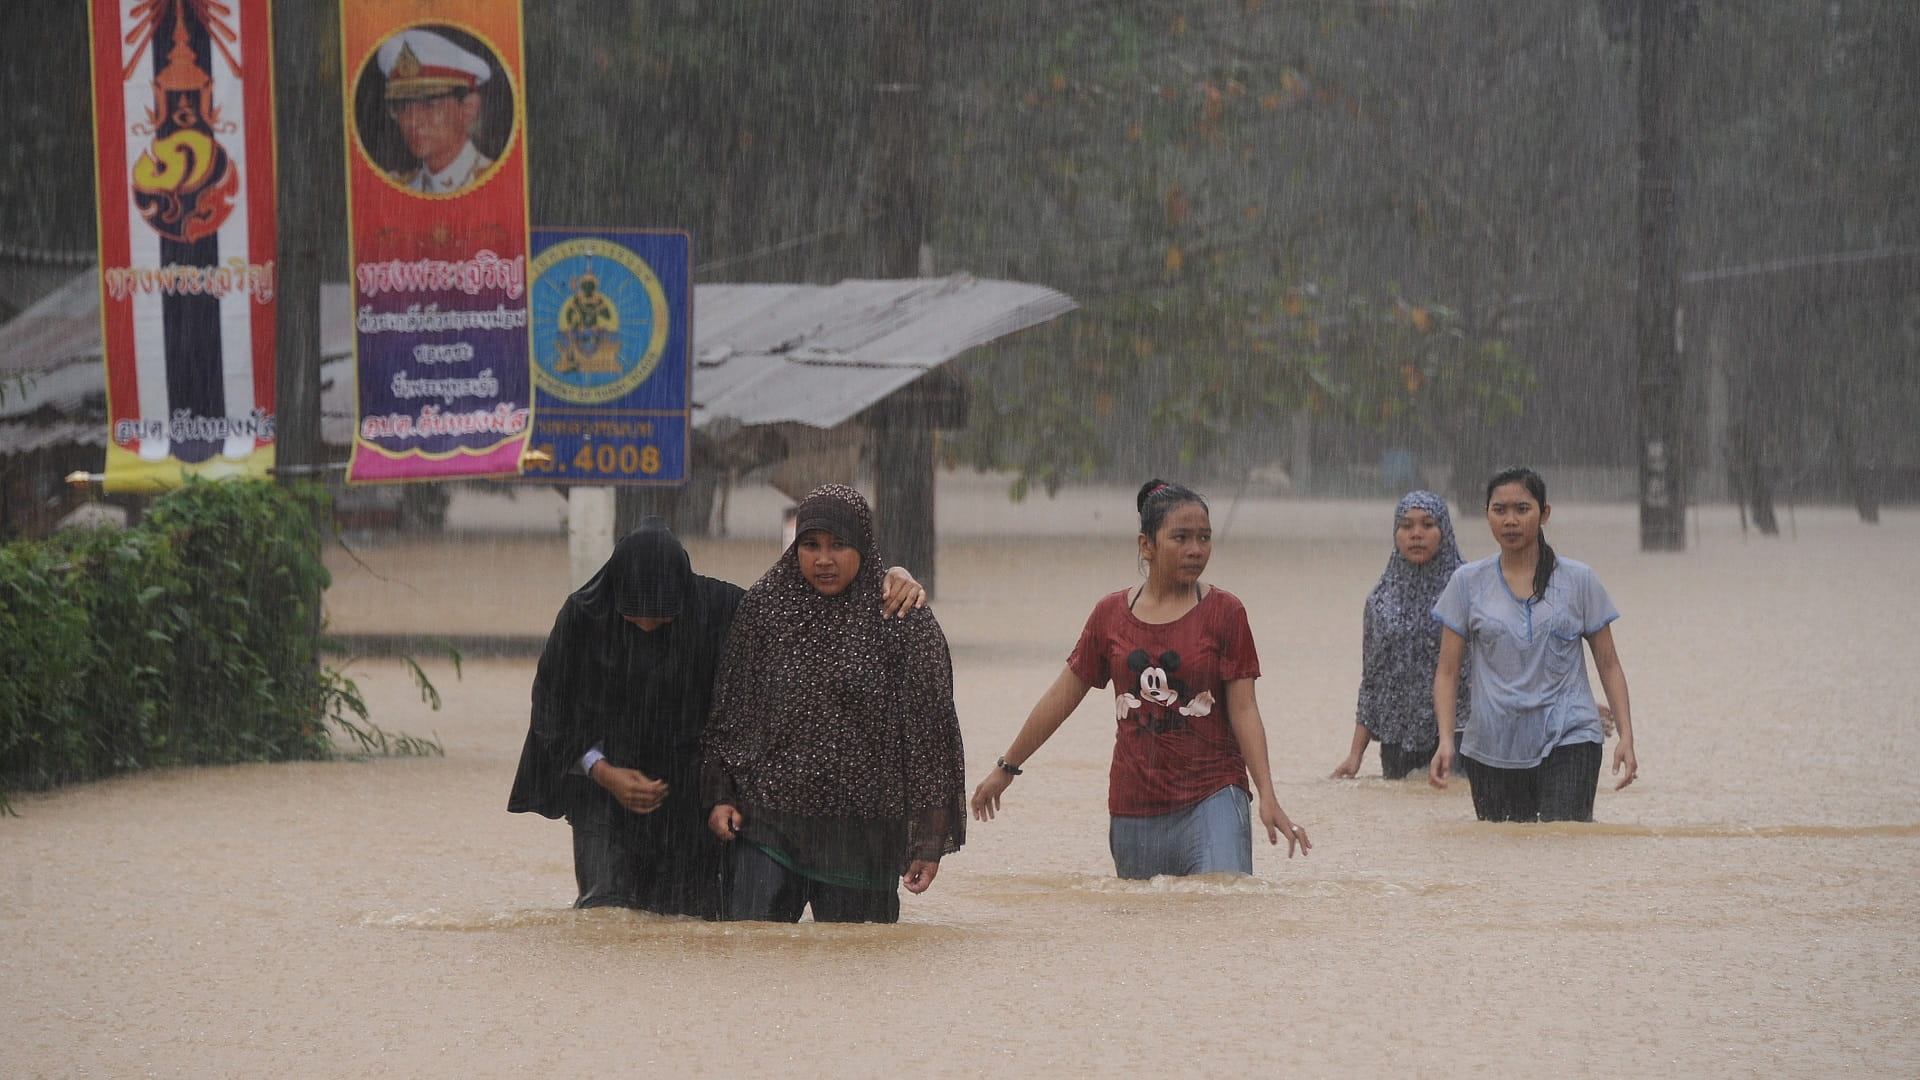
[880,565,928,618]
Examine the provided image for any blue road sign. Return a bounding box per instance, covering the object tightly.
[517,228,691,486]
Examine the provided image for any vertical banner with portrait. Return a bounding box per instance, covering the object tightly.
[88,0,279,494]
[517,229,691,487]
[340,1,532,483]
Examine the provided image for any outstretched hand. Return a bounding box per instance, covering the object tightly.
[1259,794,1311,857]
[970,769,1013,821]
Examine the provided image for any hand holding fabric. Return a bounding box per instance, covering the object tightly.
[902,859,940,894]
[708,803,743,841]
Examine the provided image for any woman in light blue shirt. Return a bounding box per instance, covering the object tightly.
[1429,467,1638,821]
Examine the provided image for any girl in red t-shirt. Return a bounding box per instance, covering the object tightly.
[970,480,1311,878]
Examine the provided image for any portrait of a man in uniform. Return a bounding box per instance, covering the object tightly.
[353,25,515,197]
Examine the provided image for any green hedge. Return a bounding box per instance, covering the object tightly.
[0,479,438,813]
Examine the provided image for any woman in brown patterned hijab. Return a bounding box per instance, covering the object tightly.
[702,484,965,922]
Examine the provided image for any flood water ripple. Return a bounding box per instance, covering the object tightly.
[3,492,1916,1078]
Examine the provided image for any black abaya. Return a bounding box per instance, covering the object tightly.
[507,518,742,917]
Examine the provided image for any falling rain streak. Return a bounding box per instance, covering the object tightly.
[2,2,1917,1078]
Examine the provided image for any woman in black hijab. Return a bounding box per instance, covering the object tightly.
[703,485,966,923]
[509,515,924,918]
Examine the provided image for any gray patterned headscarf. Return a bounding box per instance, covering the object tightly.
[1355,491,1468,750]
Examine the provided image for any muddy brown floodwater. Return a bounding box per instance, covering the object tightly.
[4,479,1917,1078]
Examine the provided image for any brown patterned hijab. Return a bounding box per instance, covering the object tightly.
[703,484,965,864]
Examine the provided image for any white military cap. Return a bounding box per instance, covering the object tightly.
[378,29,492,100]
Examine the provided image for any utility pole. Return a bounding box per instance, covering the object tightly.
[1634,0,1688,550]
[273,0,326,488]
[870,0,938,592]
[273,0,330,650]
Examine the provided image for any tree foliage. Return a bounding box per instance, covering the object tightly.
[932,2,1624,492]
[7,0,1913,496]
[1682,2,1919,501]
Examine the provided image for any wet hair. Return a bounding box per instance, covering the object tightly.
[1136,478,1209,539]
[1485,466,1555,602]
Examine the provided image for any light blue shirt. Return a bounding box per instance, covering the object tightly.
[1433,555,1618,769]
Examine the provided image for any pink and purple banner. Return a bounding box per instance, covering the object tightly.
[340,0,532,482]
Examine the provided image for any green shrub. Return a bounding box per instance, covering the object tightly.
[0,479,440,813]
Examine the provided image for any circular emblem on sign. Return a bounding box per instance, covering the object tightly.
[529,238,671,404]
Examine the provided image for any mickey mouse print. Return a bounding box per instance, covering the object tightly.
[1067,586,1264,817]
[1115,649,1218,736]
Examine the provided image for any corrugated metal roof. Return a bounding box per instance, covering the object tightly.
[1,270,1075,441]
[692,275,1076,430]
[0,276,356,418]
[0,261,83,322]
[0,420,106,455]
[0,272,106,378]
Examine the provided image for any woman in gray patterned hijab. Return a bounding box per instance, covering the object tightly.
[1331,490,1471,780]
[702,484,965,922]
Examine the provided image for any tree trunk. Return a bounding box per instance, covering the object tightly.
[1634,0,1688,551]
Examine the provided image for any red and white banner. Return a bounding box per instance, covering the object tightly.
[89,0,278,494]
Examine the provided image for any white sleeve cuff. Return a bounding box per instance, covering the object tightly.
[576,745,606,776]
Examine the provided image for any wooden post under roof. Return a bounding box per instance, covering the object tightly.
[869,0,941,593]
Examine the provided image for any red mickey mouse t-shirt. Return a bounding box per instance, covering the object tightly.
[1067,586,1261,816]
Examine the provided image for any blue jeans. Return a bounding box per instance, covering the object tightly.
[1108,785,1253,879]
